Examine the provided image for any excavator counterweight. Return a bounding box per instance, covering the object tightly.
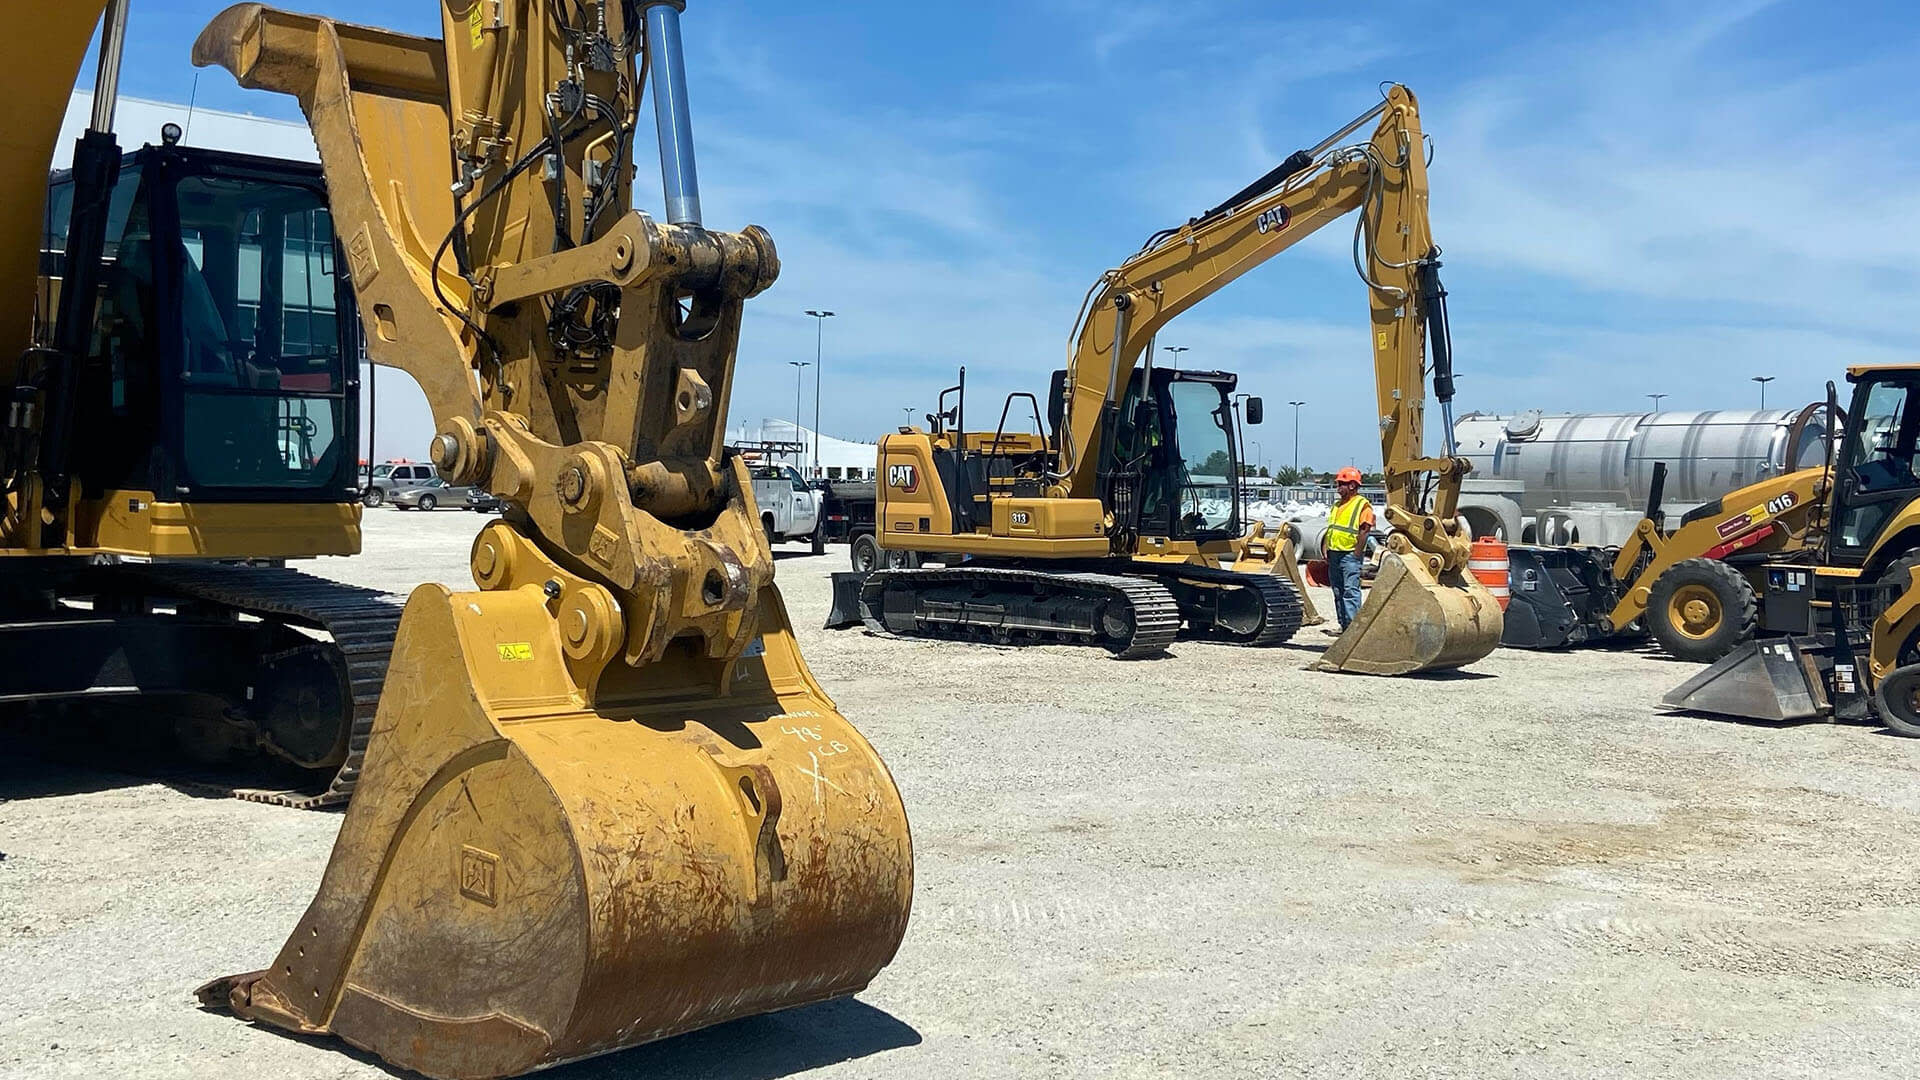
[189,4,912,1076]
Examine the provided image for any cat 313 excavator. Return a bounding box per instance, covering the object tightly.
[17,2,914,1078]
[854,85,1502,674]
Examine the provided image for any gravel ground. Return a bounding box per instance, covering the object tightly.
[5,508,1920,1079]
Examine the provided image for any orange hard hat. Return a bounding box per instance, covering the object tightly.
[1336,466,1363,484]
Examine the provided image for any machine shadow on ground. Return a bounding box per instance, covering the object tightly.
[254,997,921,1080]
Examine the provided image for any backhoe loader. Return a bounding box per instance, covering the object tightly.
[1664,367,1920,734]
[858,85,1501,674]
[3,0,397,807]
[183,2,911,1077]
[1506,385,1920,665]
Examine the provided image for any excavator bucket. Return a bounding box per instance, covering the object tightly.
[1659,637,1827,722]
[197,581,912,1080]
[1313,550,1502,675]
[188,5,910,1077]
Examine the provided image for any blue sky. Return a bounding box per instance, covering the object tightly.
[96,0,1920,471]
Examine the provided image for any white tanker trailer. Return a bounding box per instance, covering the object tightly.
[1452,404,1832,546]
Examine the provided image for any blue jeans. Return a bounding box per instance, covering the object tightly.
[1327,549,1364,629]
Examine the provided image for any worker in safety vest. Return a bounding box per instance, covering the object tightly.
[1323,466,1374,634]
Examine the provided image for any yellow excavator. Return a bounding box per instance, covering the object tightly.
[4,1,398,807]
[857,85,1501,674]
[11,2,914,1077]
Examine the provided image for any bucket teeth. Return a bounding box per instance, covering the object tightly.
[1313,552,1503,675]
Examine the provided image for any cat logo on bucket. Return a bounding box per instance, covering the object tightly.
[887,463,920,493]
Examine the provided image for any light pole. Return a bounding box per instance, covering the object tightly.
[1647,393,1667,411]
[787,360,810,470]
[805,310,835,477]
[1752,375,1775,409]
[1287,400,1306,473]
[1250,440,1263,476]
[1163,345,1189,370]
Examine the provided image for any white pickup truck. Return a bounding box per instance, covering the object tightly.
[750,464,824,552]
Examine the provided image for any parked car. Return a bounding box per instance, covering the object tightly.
[466,489,503,513]
[389,477,474,510]
[750,463,823,552]
[363,461,437,507]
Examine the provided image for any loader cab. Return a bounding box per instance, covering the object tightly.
[41,143,360,514]
[1829,368,1920,569]
[1067,366,1246,544]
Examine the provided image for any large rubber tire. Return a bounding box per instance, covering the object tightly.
[811,522,827,555]
[1874,665,1920,737]
[882,547,921,570]
[362,488,385,508]
[764,516,778,549]
[1647,558,1758,662]
[851,534,880,572]
[1874,551,1920,599]
[417,493,436,511]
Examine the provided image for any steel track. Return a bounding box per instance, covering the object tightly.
[858,566,1181,658]
[122,564,403,809]
[1148,562,1305,647]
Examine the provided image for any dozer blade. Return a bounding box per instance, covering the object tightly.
[197,583,913,1080]
[1313,550,1502,675]
[1660,638,1826,722]
[825,570,869,629]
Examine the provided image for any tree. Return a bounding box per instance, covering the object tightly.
[1199,450,1233,476]
[1271,465,1307,485]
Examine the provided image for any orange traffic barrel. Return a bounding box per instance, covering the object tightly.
[1469,537,1511,610]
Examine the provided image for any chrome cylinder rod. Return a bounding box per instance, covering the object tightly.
[91,0,132,133]
[646,3,702,226]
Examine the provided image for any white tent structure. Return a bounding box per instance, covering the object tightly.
[729,419,879,481]
[57,91,319,166]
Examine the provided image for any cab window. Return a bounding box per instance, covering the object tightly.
[174,174,347,490]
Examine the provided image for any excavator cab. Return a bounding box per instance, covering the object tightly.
[1094,367,1246,549]
[30,143,360,552]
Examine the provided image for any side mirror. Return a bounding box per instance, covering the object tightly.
[1244,397,1264,425]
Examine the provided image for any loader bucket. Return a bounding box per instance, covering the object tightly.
[1659,638,1825,722]
[1313,550,1502,675]
[197,582,913,1080]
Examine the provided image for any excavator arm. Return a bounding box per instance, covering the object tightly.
[190,5,911,1078]
[1058,84,1498,673]
[1060,85,1469,567]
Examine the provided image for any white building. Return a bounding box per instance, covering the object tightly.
[729,419,880,481]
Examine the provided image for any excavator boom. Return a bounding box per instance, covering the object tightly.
[190,4,911,1077]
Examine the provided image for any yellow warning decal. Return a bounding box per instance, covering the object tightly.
[497,642,534,662]
[468,2,485,48]
[1376,331,1389,350]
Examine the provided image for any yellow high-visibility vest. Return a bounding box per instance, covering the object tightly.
[1326,495,1371,553]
